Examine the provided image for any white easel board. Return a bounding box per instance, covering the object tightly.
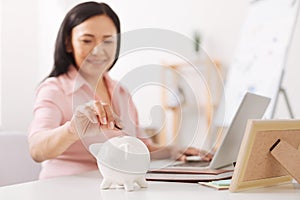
[221,0,300,126]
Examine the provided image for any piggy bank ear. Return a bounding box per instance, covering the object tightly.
[89,143,103,158]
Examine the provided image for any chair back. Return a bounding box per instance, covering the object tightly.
[0,131,41,186]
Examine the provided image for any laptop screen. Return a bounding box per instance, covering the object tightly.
[210,92,271,169]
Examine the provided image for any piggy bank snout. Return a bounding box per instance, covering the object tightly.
[89,143,103,158]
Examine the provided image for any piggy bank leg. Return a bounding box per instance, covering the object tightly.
[124,181,134,192]
[136,178,148,188]
[100,179,112,190]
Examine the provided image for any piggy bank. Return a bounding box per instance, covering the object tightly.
[89,136,150,192]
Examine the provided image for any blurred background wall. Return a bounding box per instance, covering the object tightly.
[1,0,299,132]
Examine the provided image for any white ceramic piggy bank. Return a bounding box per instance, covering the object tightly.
[89,136,150,192]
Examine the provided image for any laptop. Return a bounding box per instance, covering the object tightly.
[149,92,271,172]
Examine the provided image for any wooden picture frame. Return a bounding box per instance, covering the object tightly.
[229,119,300,192]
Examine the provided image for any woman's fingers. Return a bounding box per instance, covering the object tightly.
[177,154,186,162]
[94,101,107,125]
[103,104,115,129]
[92,100,122,130]
[181,147,200,156]
[83,105,99,123]
[75,104,98,123]
[74,100,124,130]
[72,100,124,139]
[176,147,213,162]
[199,150,213,161]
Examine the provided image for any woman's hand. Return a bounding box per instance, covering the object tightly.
[174,147,213,162]
[68,100,123,139]
[148,143,213,162]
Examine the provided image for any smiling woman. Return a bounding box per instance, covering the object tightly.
[27,1,209,180]
[28,2,125,179]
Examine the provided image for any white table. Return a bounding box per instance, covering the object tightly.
[0,170,299,200]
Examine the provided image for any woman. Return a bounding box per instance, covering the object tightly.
[28,2,209,179]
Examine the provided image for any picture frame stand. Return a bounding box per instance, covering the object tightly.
[270,139,300,183]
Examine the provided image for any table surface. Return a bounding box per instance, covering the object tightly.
[0,170,299,200]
